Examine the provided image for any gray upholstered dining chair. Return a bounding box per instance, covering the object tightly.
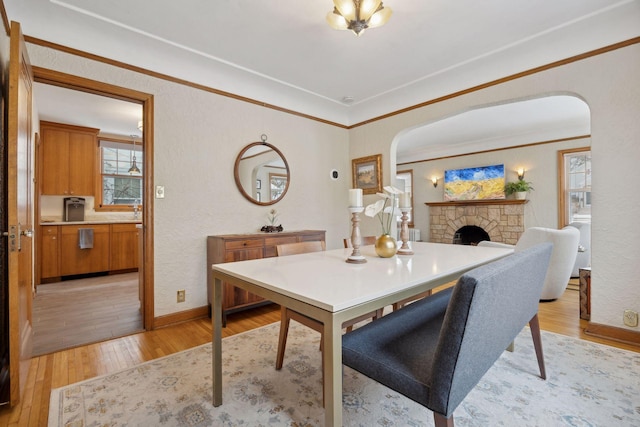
[342,243,553,427]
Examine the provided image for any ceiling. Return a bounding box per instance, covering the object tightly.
[8,0,639,160]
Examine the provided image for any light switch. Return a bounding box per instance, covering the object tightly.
[156,185,165,199]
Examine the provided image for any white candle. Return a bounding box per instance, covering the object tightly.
[399,192,411,208]
[349,188,363,207]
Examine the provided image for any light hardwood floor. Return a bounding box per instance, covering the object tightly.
[32,273,143,356]
[1,287,637,426]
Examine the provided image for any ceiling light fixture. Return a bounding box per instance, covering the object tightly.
[326,0,392,37]
[128,134,141,175]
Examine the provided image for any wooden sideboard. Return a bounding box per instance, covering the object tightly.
[207,230,326,322]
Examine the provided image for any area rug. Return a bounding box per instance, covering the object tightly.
[49,322,640,426]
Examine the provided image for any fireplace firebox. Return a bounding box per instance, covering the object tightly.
[453,225,490,245]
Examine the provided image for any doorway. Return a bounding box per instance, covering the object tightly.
[32,67,154,354]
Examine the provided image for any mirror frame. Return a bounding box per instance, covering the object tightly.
[234,141,290,206]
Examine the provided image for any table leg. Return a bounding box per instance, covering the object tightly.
[323,315,342,427]
[212,276,223,406]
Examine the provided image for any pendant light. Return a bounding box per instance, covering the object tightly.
[128,135,141,175]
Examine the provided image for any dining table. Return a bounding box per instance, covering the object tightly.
[210,241,513,426]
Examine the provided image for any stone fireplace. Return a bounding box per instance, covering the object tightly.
[426,200,527,245]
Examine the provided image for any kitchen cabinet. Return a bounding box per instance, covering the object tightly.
[110,223,139,271]
[39,222,142,282]
[59,224,110,276]
[40,226,60,279]
[40,121,98,196]
[207,230,326,320]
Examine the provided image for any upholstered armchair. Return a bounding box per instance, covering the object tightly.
[478,226,580,300]
[342,243,553,427]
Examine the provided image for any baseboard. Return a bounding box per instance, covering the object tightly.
[584,322,640,347]
[153,305,209,329]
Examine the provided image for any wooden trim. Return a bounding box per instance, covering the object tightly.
[25,36,348,130]
[32,66,156,331]
[38,120,100,134]
[426,199,528,207]
[1,1,9,37]
[16,24,638,130]
[584,322,640,347]
[350,37,640,129]
[397,135,591,166]
[153,306,209,329]
[557,146,591,228]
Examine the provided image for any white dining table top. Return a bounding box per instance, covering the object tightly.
[212,241,513,312]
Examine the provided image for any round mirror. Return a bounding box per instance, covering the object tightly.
[234,137,290,205]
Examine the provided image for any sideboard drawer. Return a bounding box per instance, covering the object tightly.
[225,238,264,250]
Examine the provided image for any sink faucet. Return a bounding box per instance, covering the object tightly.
[133,200,140,220]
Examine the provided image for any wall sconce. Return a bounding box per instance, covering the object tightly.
[431,177,439,188]
[516,168,526,180]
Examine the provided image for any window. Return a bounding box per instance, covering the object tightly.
[558,148,591,227]
[97,138,143,210]
[269,173,287,201]
[396,169,414,226]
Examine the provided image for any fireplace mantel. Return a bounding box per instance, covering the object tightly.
[426,199,528,207]
[426,199,527,244]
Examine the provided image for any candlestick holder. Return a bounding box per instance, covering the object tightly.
[346,207,367,264]
[397,207,414,255]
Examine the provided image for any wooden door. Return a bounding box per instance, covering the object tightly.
[68,131,95,196]
[40,226,60,279]
[110,223,139,270]
[59,225,110,276]
[6,21,34,407]
[40,127,69,195]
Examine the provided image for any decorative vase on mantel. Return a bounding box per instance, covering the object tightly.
[375,234,397,258]
[515,191,527,200]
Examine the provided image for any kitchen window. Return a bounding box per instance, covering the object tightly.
[96,138,143,211]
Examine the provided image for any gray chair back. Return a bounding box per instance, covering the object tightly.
[428,242,552,416]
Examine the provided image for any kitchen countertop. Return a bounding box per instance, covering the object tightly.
[40,219,142,226]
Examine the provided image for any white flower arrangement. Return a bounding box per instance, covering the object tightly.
[267,209,280,225]
[364,186,403,235]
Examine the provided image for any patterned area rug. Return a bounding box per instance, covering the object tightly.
[49,322,640,426]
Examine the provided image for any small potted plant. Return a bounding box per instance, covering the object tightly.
[504,180,534,200]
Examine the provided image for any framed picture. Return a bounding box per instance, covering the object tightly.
[444,164,506,201]
[352,154,382,195]
[256,179,261,190]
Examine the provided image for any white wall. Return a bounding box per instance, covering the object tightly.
[27,44,351,317]
[24,40,640,332]
[350,44,640,332]
[401,136,590,241]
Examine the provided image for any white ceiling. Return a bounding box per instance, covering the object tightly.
[8,0,639,160]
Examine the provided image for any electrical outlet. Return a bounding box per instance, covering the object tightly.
[177,289,186,303]
[623,310,638,327]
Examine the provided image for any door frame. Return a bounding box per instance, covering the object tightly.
[32,66,155,330]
